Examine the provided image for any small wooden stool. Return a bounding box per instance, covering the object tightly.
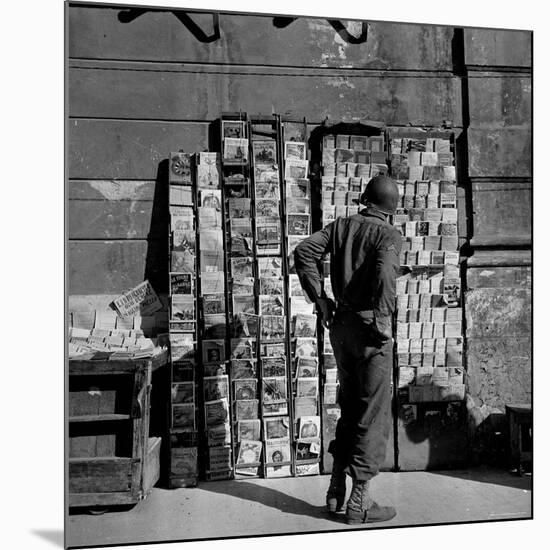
[505,403,532,475]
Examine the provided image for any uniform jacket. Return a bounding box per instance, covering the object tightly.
[294,207,402,337]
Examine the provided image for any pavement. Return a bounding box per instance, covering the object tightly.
[66,467,532,548]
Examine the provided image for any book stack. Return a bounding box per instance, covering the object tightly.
[194,151,234,482]
[321,134,388,227]
[389,133,465,409]
[250,117,292,478]
[281,122,321,477]
[167,151,199,488]
[220,116,262,478]
[319,132,390,472]
[68,319,163,359]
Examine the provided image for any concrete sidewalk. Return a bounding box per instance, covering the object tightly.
[67,467,532,548]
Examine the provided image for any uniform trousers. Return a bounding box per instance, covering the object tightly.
[328,308,393,481]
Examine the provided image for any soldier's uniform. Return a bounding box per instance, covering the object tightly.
[294,206,402,485]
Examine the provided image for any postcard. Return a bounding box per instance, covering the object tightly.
[204,398,230,427]
[263,402,288,416]
[260,315,286,340]
[230,338,256,360]
[230,218,253,238]
[202,339,225,364]
[233,312,259,338]
[285,141,306,161]
[255,198,280,218]
[169,184,193,207]
[233,421,260,445]
[259,295,284,316]
[231,277,255,296]
[227,198,251,219]
[199,229,224,252]
[237,440,263,465]
[253,140,277,165]
[293,313,317,337]
[230,359,257,379]
[296,439,321,461]
[232,295,255,315]
[172,229,196,254]
[172,359,195,383]
[261,356,287,378]
[234,379,257,400]
[203,314,227,339]
[230,257,254,279]
[287,198,310,214]
[286,179,310,199]
[169,152,192,185]
[170,272,193,295]
[296,378,319,399]
[259,276,284,296]
[294,397,318,418]
[235,399,259,421]
[284,159,308,180]
[229,234,253,258]
[222,120,246,139]
[171,382,195,405]
[294,337,318,358]
[296,362,318,379]
[287,214,310,236]
[171,295,195,322]
[203,376,230,402]
[172,403,196,431]
[203,294,225,315]
[262,377,288,402]
[257,257,282,277]
[197,152,221,189]
[223,137,249,162]
[199,189,222,210]
[265,438,291,464]
[260,342,286,358]
[264,417,290,440]
[297,415,321,439]
[254,163,279,185]
[207,424,231,446]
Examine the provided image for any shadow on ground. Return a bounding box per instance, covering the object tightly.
[200,480,347,524]
[425,466,532,491]
[32,529,64,548]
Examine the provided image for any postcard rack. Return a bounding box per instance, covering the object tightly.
[167,152,200,487]
[388,128,467,469]
[219,112,263,478]
[280,117,323,476]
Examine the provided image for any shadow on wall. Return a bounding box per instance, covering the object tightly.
[117,8,368,46]
[118,8,221,43]
[273,17,369,44]
[144,159,170,298]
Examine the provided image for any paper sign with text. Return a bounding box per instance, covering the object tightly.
[112,280,163,318]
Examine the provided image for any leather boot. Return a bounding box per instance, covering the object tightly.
[325,460,347,513]
[346,479,396,524]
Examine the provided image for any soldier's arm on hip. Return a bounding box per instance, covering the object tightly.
[294,222,334,304]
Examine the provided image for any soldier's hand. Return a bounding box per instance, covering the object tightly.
[316,298,336,329]
[370,320,392,347]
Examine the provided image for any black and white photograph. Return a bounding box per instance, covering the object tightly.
[53,1,541,550]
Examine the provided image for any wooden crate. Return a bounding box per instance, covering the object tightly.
[68,351,167,508]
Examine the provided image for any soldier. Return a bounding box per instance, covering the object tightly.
[294,175,401,524]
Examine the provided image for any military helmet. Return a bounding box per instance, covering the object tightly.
[359,175,399,215]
